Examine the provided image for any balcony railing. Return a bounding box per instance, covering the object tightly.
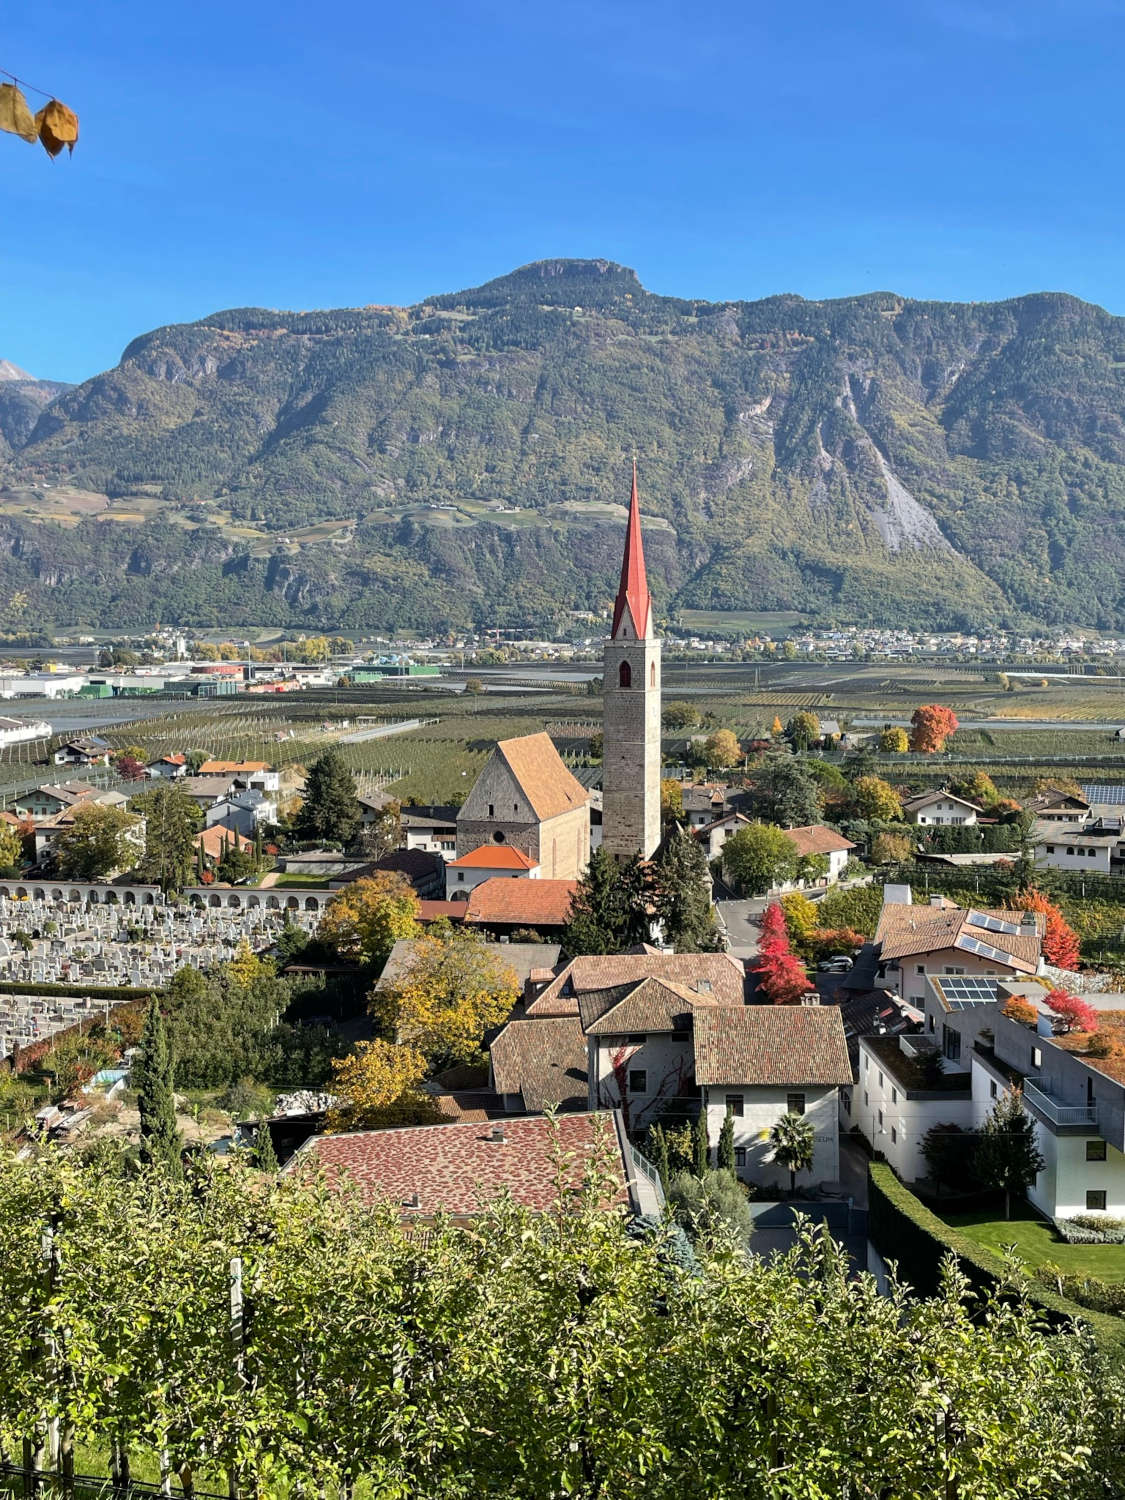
[1023,1079,1098,1127]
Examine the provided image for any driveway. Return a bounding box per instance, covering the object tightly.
[715,898,770,958]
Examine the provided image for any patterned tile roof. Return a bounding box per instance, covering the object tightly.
[447,844,538,869]
[693,1006,853,1087]
[783,825,856,857]
[465,878,577,929]
[495,732,590,822]
[489,1016,589,1110]
[875,901,1044,973]
[581,977,716,1036]
[296,1110,634,1216]
[528,951,746,1019]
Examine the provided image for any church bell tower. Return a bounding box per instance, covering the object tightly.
[602,461,661,861]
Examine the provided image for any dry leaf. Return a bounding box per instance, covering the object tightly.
[0,83,37,144]
[35,98,79,158]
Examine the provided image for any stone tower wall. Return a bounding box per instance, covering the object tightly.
[602,637,662,860]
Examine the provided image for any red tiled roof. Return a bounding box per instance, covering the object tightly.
[447,844,537,870]
[875,901,1044,974]
[417,900,467,923]
[466,877,577,928]
[296,1110,632,1216]
[195,825,254,860]
[199,759,271,774]
[783,825,855,857]
[495,733,589,822]
[489,1016,589,1110]
[693,1006,853,1087]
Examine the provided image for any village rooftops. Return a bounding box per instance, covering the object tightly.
[489,1016,589,1111]
[901,789,984,815]
[782,825,856,857]
[693,1005,852,1088]
[579,975,726,1036]
[375,938,561,995]
[197,760,272,775]
[293,1110,659,1218]
[446,845,538,870]
[875,900,1044,975]
[465,878,577,929]
[527,951,747,1018]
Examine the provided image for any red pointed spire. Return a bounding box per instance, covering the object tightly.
[611,459,652,640]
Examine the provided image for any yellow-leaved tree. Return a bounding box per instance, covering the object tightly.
[228,936,268,988]
[374,925,520,1068]
[317,871,421,970]
[325,1040,441,1132]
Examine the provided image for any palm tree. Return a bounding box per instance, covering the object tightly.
[769,1112,815,1195]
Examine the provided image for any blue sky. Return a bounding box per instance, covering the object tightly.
[3,0,1124,382]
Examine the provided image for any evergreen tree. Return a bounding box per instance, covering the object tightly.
[975,1087,1045,1220]
[563,848,650,955]
[718,1108,735,1174]
[254,1120,279,1172]
[132,785,204,894]
[653,823,722,952]
[692,1103,710,1178]
[648,1124,672,1192]
[295,749,362,846]
[744,750,822,827]
[134,995,181,1176]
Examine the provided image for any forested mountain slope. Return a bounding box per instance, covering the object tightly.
[4,258,1125,631]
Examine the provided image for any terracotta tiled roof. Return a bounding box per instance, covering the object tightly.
[198,760,272,774]
[490,1016,589,1110]
[875,901,1044,974]
[783,825,856,857]
[693,1006,853,1087]
[447,844,538,870]
[417,900,468,923]
[430,1088,507,1123]
[296,1110,633,1216]
[495,733,589,822]
[466,877,577,929]
[582,976,717,1036]
[529,951,746,1020]
[195,825,254,860]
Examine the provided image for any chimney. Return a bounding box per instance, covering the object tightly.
[489,1124,506,1143]
[402,1191,421,1210]
[929,895,944,907]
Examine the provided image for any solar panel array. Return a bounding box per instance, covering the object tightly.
[967,909,1022,935]
[1082,784,1125,806]
[931,975,1001,1009]
[960,935,1015,964]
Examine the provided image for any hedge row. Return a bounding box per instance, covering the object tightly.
[867,1163,1125,1360]
[0,982,160,1002]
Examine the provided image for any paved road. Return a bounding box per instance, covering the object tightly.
[715,898,770,958]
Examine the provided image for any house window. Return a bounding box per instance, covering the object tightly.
[488,804,494,818]
[650,662,656,687]
[878,1109,884,1130]
[864,1090,869,1107]
[1032,1047,1042,1070]
[618,661,632,689]
[628,1070,647,1094]
[877,1071,884,1089]
[725,1095,744,1117]
[891,1087,898,1105]
[787,1092,806,1116]
[734,1146,746,1168]
[1046,845,1056,854]
[457,872,464,882]
[916,966,925,975]
[841,1089,852,1115]
[928,1014,936,1033]
[990,1080,997,1098]
[891,1126,897,1144]
[942,1025,961,1063]
[944,967,965,976]
[1087,1140,1108,1162]
[1087,1190,1108,1212]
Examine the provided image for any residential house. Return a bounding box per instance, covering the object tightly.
[446,844,540,900]
[146,753,187,780]
[456,732,590,879]
[778,825,855,888]
[401,805,459,857]
[1022,789,1091,825]
[360,848,445,899]
[175,775,239,810]
[1034,818,1124,876]
[13,782,128,822]
[694,1004,853,1190]
[681,784,731,831]
[198,760,280,794]
[204,787,278,836]
[873,890,1044,1006]
[901,790,983,827]
[35,803,144,872]
[464,877,577,937]
[53,736,111,768]
[697,811,752,863]
[194,825,255,865]
[489,1017,590,1113]
[292,1110,664,1221]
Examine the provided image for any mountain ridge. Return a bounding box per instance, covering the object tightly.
[2,259,1125,632]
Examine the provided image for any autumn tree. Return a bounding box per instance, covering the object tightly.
[752,903,810,1004]
[779,890,819,950]
[53,803,141,880]
[699,729,741,771]
[660,778,684,825]
[851,775,903,822]
[0,822,21,876]
[722,823,797,896]
[359,799,401,860]
[317,872,421,970]
[909,704,959,753]
[785,712,820,751]
[871,832,913,864]
[1045,988,1099,1035]
[373,925,519,1067]
[951,771,999,809]
[1018,887,1081,970]
[324,1040,442,1132]
[662,701,700,730]
[878,726,909,753]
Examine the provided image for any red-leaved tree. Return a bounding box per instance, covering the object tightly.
[754,903,811,1004]
[1045,988,1098,1035]
[909,704,960,753]
[1018,887,1081,971]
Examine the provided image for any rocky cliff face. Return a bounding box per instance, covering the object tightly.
[4,264,1125,629]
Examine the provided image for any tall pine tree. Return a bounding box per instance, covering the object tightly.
[653,823,722,952]
[134,995,181,1176]
[295,749,362,846]
[563,849,651,955]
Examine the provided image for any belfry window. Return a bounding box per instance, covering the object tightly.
[650,661,656,686]
[618,661,632,688]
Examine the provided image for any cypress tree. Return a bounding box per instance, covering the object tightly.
[648,1124,672,1192]
[255,1120,279,1172]
[134,995,181,1176]
[653,823,722,952]
[692,1102,710,1178]
[294,749,362,845]
[718,1108,735,1174]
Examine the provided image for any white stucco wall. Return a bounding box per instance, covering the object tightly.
[704,1084,841,1190]
[856,1039,973,1183]
[1035,838,1114,874]
[446,864,536,899]
[589,1033,696,1134]
[911,800,978,827]
[881,949,1024,1007]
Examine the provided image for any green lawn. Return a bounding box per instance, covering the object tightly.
[267,873,335,889]
[945,1205,1125,1282]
